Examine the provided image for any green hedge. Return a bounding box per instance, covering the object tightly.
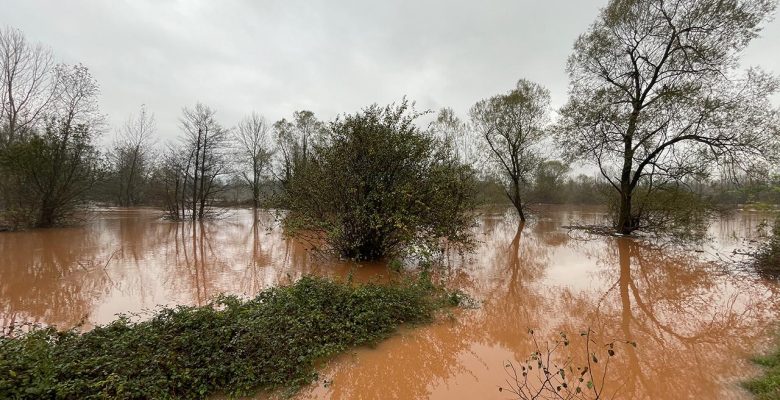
[0,276,459,399]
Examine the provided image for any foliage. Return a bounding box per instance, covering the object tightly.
[744,345,780,399]
[0,119,103,228]
[528,161,571,204]
[273,110,325,192]
[499,328,635,400]
[0,60,104,229]
[0,276,460,399]
[556,0,780,234]
[428,107,478,167]
[470,79,550,220]
[754,217,780,279]
[283,100,477,261]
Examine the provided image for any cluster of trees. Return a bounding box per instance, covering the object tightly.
[0,27,105,228]
[2,0,779,253]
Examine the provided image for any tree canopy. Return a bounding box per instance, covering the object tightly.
[557,0,780,234]
[471,79,550,221]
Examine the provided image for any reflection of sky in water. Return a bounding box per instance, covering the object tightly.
[1,205,779,399]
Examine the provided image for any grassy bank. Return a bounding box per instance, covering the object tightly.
[745,348,780,399]
[0,275,461,399]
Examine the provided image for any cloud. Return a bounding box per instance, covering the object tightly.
[1,0,778,144]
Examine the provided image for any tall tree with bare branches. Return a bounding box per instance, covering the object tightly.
[234,112,273,208]
[110,105,156,206]
[179,103,229,220]
[0,26,56,146]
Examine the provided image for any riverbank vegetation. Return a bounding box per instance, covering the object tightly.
[744,346,780,399]
[754,217,780,279]
[0,275,461,399]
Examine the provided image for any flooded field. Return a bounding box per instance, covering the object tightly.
[1,206,778,399]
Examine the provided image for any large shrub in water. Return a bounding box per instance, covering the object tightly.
[284,101,476,260]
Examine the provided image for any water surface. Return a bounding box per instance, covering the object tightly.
[1,206,777,399]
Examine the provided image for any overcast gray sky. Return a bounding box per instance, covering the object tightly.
[2,0,779,144]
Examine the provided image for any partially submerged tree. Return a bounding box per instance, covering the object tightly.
[557,0,780,234]
[234,112,274,208]
[0,64,104,228]
[109,105,156,206]
[471,79,551,221]
[284,100,477,261]
[156,104,229,220]
[154,144,189,220]
[180,103,229,220]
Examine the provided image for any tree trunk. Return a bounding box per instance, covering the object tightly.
[511,179,526,222]
[252,159,260,209]
[617,110,639,235]
[617,190,634,234]
[38,201,55,228]
[192,129,202,221]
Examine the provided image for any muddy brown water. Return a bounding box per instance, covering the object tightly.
[1,206,778,399]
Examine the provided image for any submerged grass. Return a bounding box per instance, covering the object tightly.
[0,275,461,399]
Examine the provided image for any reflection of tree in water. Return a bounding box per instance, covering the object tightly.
[5,207,780,399]
[0,225,115,331]
[553,238,780,399]
[478,221,551,351]
[159,210,386,306]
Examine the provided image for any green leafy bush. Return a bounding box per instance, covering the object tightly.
[0,276,458,399]
[283,100,477,261]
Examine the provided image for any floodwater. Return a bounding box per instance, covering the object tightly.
[1,206,778,399]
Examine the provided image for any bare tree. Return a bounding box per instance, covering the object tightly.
[179,103,229,220]
[429,107,479,168]
[110,105,156,206]
[154,143,191,220]
[557,0,780,234]
[0,26,56,145]
[470,79,551,221]
[234,112,273,208]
